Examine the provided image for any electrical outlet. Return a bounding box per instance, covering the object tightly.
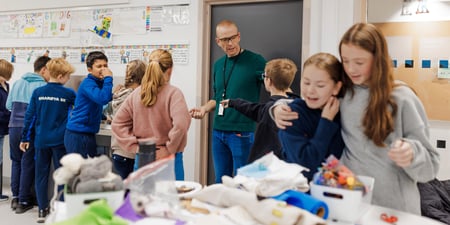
[437,140,446,149]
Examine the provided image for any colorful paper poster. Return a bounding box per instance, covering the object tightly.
[43,11,72,37]
[18,13,44,38]
[147,6,163,32]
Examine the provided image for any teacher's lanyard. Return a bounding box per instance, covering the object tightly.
[222,50,241,100]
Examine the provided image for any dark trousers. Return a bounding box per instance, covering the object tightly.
[9,127,35,203]
[64,129,97,158]
[35,145,66,210]
[112,154,134,180]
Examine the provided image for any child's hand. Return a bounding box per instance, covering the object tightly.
[220,99,230,108]
[189,107,207,119]
[273,104,297,129]
[321,96,340,121]
[102,68,113,77]
[388,139,414,168]
[19,142,29,152]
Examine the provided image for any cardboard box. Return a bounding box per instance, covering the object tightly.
[310,175,374,222]
[64,187,124,218]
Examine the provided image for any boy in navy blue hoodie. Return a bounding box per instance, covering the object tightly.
[6,56,50,213]
[0,59,14,202]
[20,58,76,223]
[64,51,113,158]
[221,58,298,163]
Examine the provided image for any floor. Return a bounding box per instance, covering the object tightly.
[0,179,39,224]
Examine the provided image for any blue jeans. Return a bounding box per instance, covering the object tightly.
[35,144,66,210]
[64,130,97,158]
[9,127,35,203]
[212,129,254,183]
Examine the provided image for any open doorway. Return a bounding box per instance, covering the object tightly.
[200,0,303,184]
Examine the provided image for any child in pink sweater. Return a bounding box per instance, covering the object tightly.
[111,49,191,180]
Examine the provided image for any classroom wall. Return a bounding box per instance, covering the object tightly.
[368,0,450,180]
[1,0,363,183]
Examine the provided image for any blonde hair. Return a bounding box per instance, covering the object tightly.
[0,59,14,80]
[265,58,297,91]
[46,58,75,79]
[339,23,396,147]
[140,49,173,107]
[124,59,146,88]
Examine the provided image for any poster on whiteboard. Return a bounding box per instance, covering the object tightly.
[18,13,44,38]
[43,11,72,37]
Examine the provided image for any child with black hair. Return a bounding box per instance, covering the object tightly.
[64,51,113,158]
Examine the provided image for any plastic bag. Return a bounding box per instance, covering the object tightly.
[122,155,180,219]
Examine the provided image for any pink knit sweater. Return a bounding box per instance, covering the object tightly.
[111,84,191,160]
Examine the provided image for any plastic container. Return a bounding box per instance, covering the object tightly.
[64,186,124,218]
[310,175,374,223]
[135,140,157,169]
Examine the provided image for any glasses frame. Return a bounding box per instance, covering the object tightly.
[217,33,239,43]
[261,72,271,79]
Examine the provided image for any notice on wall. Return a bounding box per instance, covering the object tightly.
[43,11,72,38]
[18,13,44,38]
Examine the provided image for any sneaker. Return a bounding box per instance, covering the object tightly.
[37,208,49,223]
[15,203,33,214]
[0,194,8,202]
[11,198,18,210]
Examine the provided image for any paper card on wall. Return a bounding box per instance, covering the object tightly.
[392,59,397,68]
[439,60,449,69]
[0,51,11,60]
[43,11,72,37]
[422,60,431,68]
[65,49,81,64]
[405,59,414,68]
[104,49,122,64]
[438,68,450,79]
[147,6,163,32]
[171,47,189,64]
[18,13,44,38]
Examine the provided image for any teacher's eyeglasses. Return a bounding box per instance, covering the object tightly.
[218,34,239,43]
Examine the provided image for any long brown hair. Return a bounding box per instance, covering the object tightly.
[303,53,344,97]
[140,49,173,107]
[339,23,397,147]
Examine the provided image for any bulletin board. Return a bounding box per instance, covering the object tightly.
[0,2,192,83]
[374,21,450,121]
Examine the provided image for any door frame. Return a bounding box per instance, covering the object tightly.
[198,0,304,184]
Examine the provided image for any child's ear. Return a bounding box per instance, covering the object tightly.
[333,81,343,95]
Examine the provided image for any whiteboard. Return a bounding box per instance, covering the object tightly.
[0,0,130,12]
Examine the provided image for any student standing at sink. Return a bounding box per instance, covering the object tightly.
[112,49,191,180]
[64,51,113,158]
[103,59,146,179]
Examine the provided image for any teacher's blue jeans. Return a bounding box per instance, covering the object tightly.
[212,129,254,183]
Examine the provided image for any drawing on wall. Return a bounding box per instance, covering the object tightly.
[91,16,112,39]
[43,11,72,37]
[401,0,430,16]
[10,48,16,63]
[18,13,44,38]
